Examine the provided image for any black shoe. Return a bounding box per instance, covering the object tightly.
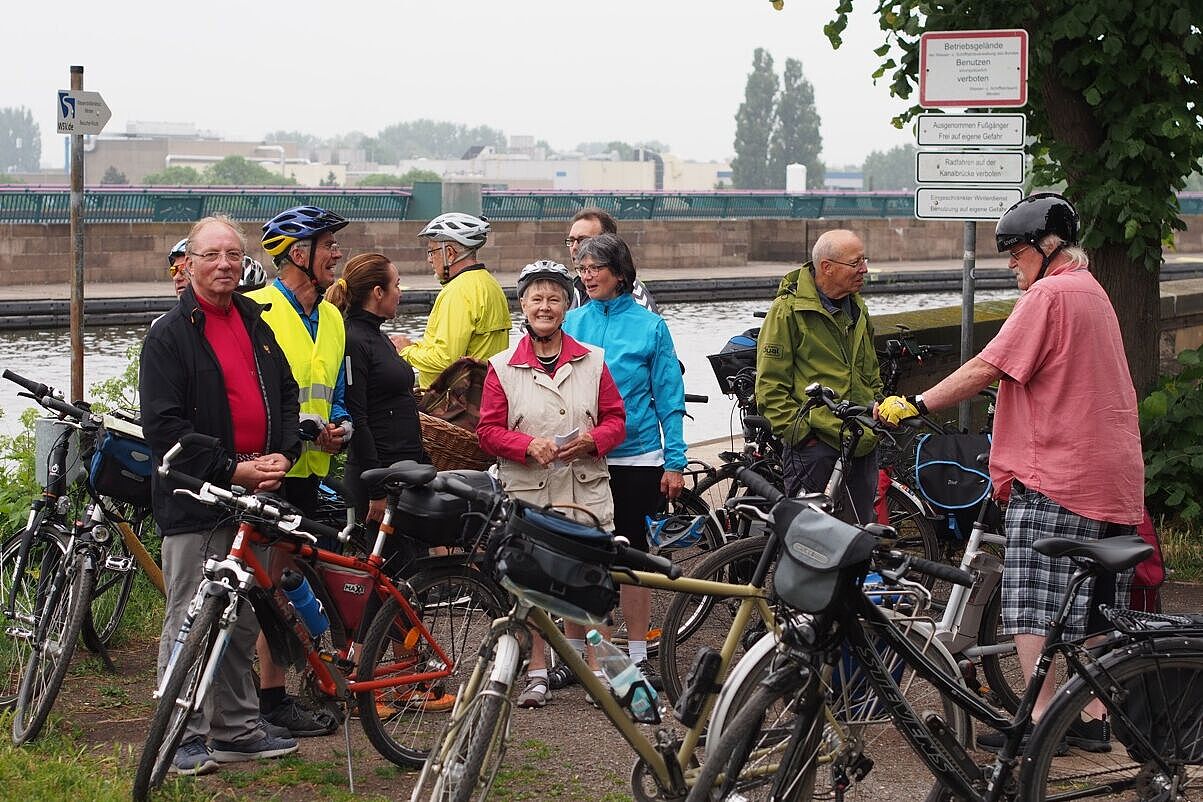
[548,662,578,690]
[1067,716,1111,753]
[635,659,664,692]
[976,727,1069,757]
[263,696,339,738]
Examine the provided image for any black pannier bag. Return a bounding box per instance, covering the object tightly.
[707,328,759,394]
[914,432,993,539]
[495,501,618,625]
[391,469,496,546]
[1113,661,1203,764]
[89,422,153,507]
[773,503,877,614]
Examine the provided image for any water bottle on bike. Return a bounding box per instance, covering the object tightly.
[586,629,660,723]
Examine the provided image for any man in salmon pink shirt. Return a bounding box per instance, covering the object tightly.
[876,194,1143,750]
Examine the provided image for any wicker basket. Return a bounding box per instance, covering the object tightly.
[419,412,494,472]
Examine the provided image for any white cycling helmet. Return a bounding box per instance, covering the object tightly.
[238,256,268,292]
[517,260,574,300]
[418,212,491,250]
[167,237,188,266]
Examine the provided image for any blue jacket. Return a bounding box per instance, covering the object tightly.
[564,293,686,470]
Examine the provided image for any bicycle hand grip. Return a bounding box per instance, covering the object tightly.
[615,543,682,579]
[180,432,222,452]
[42,395,90,422]
[736,467,783,505]
[909,556,974,588]
[3,369,49,400]
[683,393,709,404]
[430,473,497,506]
[295,515,342,543]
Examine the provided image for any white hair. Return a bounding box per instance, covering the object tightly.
[1039,233,1089,268]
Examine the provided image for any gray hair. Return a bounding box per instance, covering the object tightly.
[521,277,571,304]
[1039,233,1089,268]
[574,233,637,294]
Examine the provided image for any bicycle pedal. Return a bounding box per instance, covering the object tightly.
[5,625,33,640]
[849,754,874,782]
[104,555,135,572]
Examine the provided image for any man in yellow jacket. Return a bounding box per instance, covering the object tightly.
[248,204,352,738]
[392,212,511,387]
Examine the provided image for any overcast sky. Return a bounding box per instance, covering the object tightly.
[4,0,917,171]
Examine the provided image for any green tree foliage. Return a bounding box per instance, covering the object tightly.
[732,48,779,189]
[0,106,41,172]
[363,120,507,162]
[825,1,1203,393]
[357,169,442,187]
[768,58,825,189]
[202,156,295,186]
[1140,346,1203,521]
[140,165,203,185]
[100,166,128,185]
[862,144,917,191]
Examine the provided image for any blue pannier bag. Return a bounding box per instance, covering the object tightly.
[90,426,152,506]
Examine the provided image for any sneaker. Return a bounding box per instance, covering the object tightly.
[257,715,292,740]
[394,687,457,713]
[976,727,1068,757]
[170,736,219,776]
[1067,716,1112,753]
[210,732,299,763]
[263,696,338,737]
[517,677,551,709]
[548,662,579,690]
[635,659,664,692]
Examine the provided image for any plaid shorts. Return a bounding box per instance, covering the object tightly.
[1001,483,1134,640]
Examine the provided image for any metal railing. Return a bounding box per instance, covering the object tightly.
[479,190,917,220]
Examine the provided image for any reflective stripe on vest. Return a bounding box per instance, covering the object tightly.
[248,285,345,478]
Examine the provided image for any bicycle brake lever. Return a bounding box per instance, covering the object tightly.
[276,514,318,544]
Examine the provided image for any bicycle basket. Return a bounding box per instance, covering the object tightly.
[89,418,152,506]
[913,433,992,513]
[707,328,758,393]
[773,504,876,614]
[495,501,617,625]
[391,468,497,547]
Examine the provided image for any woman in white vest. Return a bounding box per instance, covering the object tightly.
[477,260,627,709]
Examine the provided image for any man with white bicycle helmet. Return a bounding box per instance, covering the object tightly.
[168,237,190,296]
[877,193,1143,750]
[393,212,510,387]
[248,205,351,738]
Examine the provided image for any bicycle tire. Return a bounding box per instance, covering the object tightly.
[976,583,1023,715]
[0,530,66,710]
[659,534,772,704]
[132,592,224,801]
[413,632,523,802]
[356,565,508,767]
[1020,639,1203,800]
[12,551,92,743]
[84,527,138,649]
[883,484,941,570]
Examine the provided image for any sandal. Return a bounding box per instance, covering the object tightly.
[517,677,552,708]
[548,662,578,690]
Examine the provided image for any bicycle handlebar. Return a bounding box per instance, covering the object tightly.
[429,473,498,507]
[736,466,784,505]
[884,551,974,588]
[3,368,94,423]
[614,539,682,579]
[683,393,709,404]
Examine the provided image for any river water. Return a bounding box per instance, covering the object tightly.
[0,289,1017,442]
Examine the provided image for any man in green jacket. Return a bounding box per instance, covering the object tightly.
[755,229,883,522]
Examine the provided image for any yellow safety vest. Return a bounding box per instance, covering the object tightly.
[248,284,345,478]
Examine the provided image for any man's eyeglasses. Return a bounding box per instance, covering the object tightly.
[317,241,342,253]
[576,264,609,277]
[168,264,187,278]
[564,235,593,248]
[1008,245,1032,260]
[828,255,869,269]
[189,250,245,266]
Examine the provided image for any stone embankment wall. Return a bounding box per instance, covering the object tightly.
[2,216,1201,286]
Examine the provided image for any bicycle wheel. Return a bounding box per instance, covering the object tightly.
[12,550,93,744]
[977,583,1023,714]
[413,631,523,802]
[1020,641,1203,800]
[132,592,224,802]
[659,534,773,703]
[356,565,507,767]
[0,530,67,710]
[883,484,941,568]
[84,531,137,649]
[692,459,781,539]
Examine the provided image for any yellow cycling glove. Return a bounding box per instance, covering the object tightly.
[878,395,921,426]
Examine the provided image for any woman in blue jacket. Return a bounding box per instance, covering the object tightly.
[563,233,686,685]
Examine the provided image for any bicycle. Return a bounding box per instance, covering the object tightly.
[132,435,508,800]
[688,487,1191,801]
[0,369,163,744]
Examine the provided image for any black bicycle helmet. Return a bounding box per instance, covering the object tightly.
[995,193,1079,253]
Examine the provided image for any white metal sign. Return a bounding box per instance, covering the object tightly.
[914,186,1023,220]
[56,89,111,135]
[916,113,1026,147]
[919,29,1028,108]
[916,150,1025,185]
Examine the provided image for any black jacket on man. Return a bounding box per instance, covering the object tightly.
[140,285,301,536]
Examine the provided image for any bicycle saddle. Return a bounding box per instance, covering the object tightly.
[359,460,437,490]
[1032,534,1152,572]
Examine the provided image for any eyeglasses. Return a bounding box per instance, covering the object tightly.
[425,248,441,258]
[564,235,593,248]
[576,264,609,277]
[828,255,869,269]
[1008,245,1032,260]
[189,249,245,266]
[317,241,342,253]
[168,264,187,278]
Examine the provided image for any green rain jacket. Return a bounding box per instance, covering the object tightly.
[754,264,883,456]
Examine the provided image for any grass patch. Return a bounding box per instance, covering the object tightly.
[1160,521,1203,581]
[490,739,628,801]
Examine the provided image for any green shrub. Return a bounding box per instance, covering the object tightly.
[1140,346,1203,521]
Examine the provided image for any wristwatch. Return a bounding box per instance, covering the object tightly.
[908,394,929,415]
